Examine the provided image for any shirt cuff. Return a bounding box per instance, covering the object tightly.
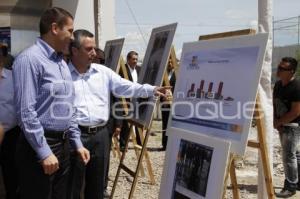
[70,138,84,150]
[144,84,156,97]
[36,144,53,161]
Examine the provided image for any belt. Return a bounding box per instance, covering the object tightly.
[44,130,68,140]
[283,123,299,127]
[79,125,106,134]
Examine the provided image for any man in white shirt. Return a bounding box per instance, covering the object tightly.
[67,29,169,199]
[0,58,20,199]
[125,51,139,83]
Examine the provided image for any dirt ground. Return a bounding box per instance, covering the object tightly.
[108,120,300,199]
[1,120,298,198]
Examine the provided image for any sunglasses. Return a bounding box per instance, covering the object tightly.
[277,66,293,72]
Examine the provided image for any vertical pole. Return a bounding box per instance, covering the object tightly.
[258,0,274,198]
[94,0,100,48]
[272,16,275,48]
[298,16,300,47]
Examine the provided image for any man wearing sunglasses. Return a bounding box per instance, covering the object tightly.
[273,57,300,198]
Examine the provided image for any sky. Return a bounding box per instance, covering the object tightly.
[115,0,300,58]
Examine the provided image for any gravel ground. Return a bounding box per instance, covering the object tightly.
[1,120,298,198]
[108,120,300,199]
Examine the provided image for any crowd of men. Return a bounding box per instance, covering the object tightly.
[0,5,300,199]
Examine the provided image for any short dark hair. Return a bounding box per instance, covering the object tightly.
[127,51,138,60]
[282,57,298,73]
[39,7,73,35]
[69,29,94,55]
[71,29,94,48]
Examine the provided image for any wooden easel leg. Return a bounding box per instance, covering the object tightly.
[128,129,153,198]
[230,158,240,199]
[223,154,234,199]
[223,155,240,199]
[111,124,156,198]
[130,126,146,177]
[110,124,134,199]
[137,128,155,185]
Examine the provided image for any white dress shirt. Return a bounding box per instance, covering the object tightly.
[128,65,138,83]
[0,68,17,132]
[168,69,174,80]
[69,62,155,126]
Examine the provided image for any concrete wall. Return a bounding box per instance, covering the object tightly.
[1,0,116,55]
[52,0,116,48]
[0,0,51,55]
[52,0,93,33]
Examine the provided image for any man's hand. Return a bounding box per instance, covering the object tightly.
[77,147,90,165]
[154,86,172,98]
[41,154,59,175]
[113,127,121,137]
[162,89,173,101]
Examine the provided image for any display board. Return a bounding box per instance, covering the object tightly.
[103,38,125,71]
[169,33,268,155]
[0,27,11,52]
[131,23,177,128]
[160,127,230,199]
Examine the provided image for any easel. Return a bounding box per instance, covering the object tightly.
[110,56,126,160]
[111,56,150,178]
[110,57,149,166]
[199,29,275,199]
[110,54,166,198]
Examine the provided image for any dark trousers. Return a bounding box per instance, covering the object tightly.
[119,120,141,148]
[104,120,114,191]
[161,105,171,149]
[0,126,21,199]
[68,126,110,199]
[16,132,70,199]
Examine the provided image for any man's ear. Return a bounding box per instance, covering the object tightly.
[50,22,59,35]
[291,70,296,74]
[71,46,78,56]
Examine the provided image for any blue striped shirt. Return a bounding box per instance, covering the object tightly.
[0,68,17,132]
[13,38,83,160]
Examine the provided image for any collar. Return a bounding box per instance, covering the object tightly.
[68,62,98,77]
[168,69,175,74]
[127,64,136,72]
[36,38,63,61]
